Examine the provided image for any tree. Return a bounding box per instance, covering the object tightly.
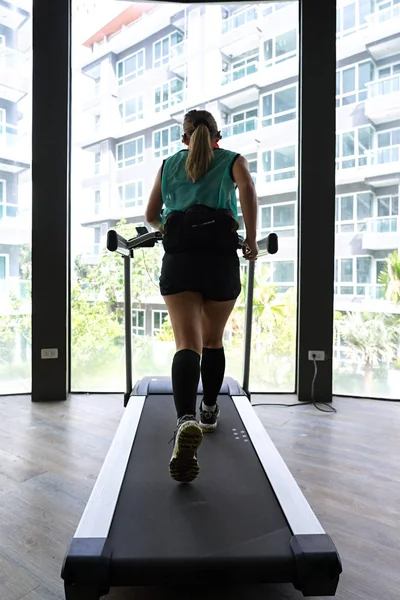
[335,311,397,393]
[378,250,400,304]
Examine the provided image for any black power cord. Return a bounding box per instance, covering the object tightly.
[252,355,337,413]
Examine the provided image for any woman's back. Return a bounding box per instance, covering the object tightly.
[161,147,239,223]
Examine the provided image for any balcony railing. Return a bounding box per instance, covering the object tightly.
[365,3,400,26]
[334,283,386,300]
[169,41,185,61]
[366,145,400,166]
[0,47,29,71]
[367,74,400,98]
[221,117,258,138]
[222,60,258,85]
[221,6,259,34]
[366,215,399,233]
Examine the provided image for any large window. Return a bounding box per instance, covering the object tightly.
[262,85,297,127]
[117,49,145,85]
[154,78,184,112]
[153,125,181,158]
[264,29,297,66]
[117,137,144,168]
[119,95,144,124]
[153,32,184,68]
[0,2,32,394]
[334,0,400,399]
[71,1,298,393]
[336,60,373,106]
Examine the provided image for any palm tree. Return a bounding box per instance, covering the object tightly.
[335,311,396,393]
[378,250,400,304]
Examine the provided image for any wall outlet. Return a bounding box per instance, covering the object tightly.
[308,350,325,361]
[41,348,58,359]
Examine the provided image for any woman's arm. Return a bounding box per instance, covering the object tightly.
[145,165,163,231]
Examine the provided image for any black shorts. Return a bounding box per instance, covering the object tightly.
[159,251,241,301]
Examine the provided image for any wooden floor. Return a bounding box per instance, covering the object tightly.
[0,393,398,600]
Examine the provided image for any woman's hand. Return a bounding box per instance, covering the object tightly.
[242,237,259,261]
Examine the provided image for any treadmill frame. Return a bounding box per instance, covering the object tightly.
[62,228,341,597]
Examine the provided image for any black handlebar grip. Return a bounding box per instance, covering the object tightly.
[267,233,278,255]
[107,230,118,252]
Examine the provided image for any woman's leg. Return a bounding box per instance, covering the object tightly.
[163,291,204,483]
[163,291,203,419]
[200,298,237,431]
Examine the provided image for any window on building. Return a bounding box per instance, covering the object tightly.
[155,78,184,112]
[118,181,143,209]
[117,49,145,85]
[335,191,374,233]
[94,189,100,215]
[153,32,184,68]
[117,136,144,168]
[94,77,100,95]
[262,145,296,181]
[262,85,297,127]
[94,226,101,255]
[261,202,296,237]
[119,95,144,123]
[153,125,181,159]
[267,260,295,293]
[376,128,400,164]
[0,180,16,219]
[152,310,168,336]
[222,108,258,138]
[94,114,101,131]
[335,126,374,169]
[94,152,100,175]
[264,29,297,66]
[334,256,372,295]
[222,52,258,85]
[336,61,373,106]
[133,309,145,336]
[375,195,399,232]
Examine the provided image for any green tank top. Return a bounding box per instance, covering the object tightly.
[160,148,240,224]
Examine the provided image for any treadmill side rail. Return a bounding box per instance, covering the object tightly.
[62,537,111,592]
[291,534,343,596]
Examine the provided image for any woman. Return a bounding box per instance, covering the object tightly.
[145,109,258,483]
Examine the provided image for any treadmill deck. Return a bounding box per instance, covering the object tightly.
[106,394,294,584]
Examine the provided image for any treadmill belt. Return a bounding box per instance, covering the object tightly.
[107,394,294,584]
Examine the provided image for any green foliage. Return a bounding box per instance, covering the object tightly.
[157,313,175,342]
[335,311,396,367]
[378,250,400,304]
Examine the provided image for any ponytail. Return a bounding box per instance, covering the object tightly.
[185,123,213,183]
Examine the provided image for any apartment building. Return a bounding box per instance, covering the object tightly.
[0,0,31,316]
[78,0,400,335]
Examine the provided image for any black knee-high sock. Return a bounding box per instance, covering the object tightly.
[171,349,201,419]
[201,347,225,407]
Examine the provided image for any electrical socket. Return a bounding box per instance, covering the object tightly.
[41,348,58,359]
[308,350,325,361]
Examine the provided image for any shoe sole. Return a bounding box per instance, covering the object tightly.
[169,422,203,483]
[199,420,218,432]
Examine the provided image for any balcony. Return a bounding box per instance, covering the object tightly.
[220,6,261,57]
[80,202,145,227]
[362,216,400,251]
[365,75,400,124]
[0,47,30,103]
[336,146,400,187]
[0,208,30,245]
[168,41,186,77]
[0,124,30,173]
[219,61,260,110]
[80,121,118,150]
[364,5,400,60]
[221,117,259,155]
[334,284,388,313]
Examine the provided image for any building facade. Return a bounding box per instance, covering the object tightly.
[77,0,400,335]
[0,0,31,318]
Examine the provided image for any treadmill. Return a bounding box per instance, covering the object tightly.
[61,228,342,599]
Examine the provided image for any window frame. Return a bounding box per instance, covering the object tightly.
[116,136,145,169]
[117,48,145,86]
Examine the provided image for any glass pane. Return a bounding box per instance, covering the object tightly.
[334,3,399,400]
[0,2,32,394]
[342,67,355,93]
[71,1,298,394]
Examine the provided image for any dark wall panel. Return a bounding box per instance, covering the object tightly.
[297,0,337,401]
[31,0,70,401]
